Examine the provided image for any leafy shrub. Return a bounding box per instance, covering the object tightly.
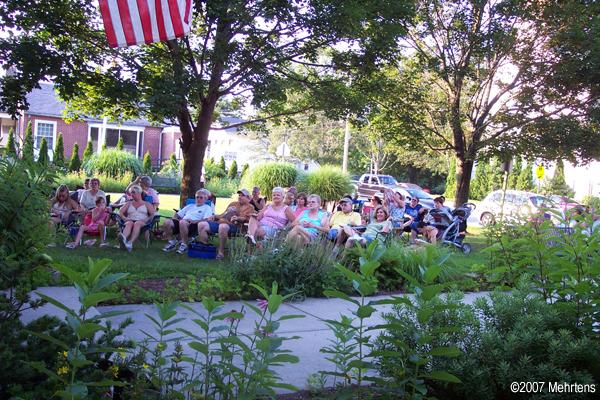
[228,159,238,179]
[83,149,142,177]
[159,153,180,177]
[57,171,134,193]
[228,236,351,299]
[205,177,239,197]
[53,133,65,167]
[376,289,600,400]
[582,194,600,213]
[68,143,81,171]
[297,165,351,202]
[82,140,94,165]
[248,162,297,197]
[342,241,459,291]
[142,151,152,173]
[203,157,226,180]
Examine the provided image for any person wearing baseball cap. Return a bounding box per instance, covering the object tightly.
[329,197,363,248]
[197,188,254,259]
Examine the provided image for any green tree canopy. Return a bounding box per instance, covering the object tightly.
[82,140,94,165]
[143,151,152,174]
[313,0,600,205]
[37,137,49,165]
[516,160,535,191]
[227,160,238,180]
[53,133,65,167]
[68,143,81,172]
[6,127,17,157]
[0,0,415,206]
[22,121,34,162]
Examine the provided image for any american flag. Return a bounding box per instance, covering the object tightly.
[99,0,193,48]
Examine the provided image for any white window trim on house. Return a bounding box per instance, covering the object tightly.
[87,123,145,157]
[34,119,57,159]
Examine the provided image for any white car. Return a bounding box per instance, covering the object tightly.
[478,190,555,225]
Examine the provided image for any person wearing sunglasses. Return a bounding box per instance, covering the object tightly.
[162,189,213,254]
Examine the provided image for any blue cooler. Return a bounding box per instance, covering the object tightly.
[188,243,217,259]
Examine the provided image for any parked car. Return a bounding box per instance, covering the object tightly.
[549,195,581,211]
[372,187,435,209]
[356,174,400,198]
[478,190,556,225]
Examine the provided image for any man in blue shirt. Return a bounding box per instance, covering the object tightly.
[405,197,429,243]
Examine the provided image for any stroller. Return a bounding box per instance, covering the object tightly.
[431,202,476,254]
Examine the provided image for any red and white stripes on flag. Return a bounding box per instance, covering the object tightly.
[99,0,193,48]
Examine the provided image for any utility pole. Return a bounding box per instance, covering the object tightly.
[342,118,351,173]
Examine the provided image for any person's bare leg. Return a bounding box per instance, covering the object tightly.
[162,219,175,241]
[247,216,259,237]
[217,223,230,256]
[179,220,190,245]
[429,227,438,244]
[71,225,86,246]
[336,229,349,247]
[197,221,210,244]
[129,220,145,244]
[345,238,356,248]
[97,221,106,243]
[122,221,134,239]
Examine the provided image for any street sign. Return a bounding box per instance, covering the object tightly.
[536,164,545,180]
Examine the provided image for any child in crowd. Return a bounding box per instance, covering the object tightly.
[66,197,110,249]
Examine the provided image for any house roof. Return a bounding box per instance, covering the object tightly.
[25,83,161,128]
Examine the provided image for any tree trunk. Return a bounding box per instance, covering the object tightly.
[407,165,418,183]
[455,157,474,206]
[179,100,215,207]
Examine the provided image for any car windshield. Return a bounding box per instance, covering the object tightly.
[407,189,432,199]
[379,175,397,185]
[530,195,552,207]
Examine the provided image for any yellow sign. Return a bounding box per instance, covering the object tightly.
[536,164,545,180]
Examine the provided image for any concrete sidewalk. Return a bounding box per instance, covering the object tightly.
[21,287,490,391]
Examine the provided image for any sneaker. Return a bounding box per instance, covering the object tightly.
[65,242,78,250]
[245,234,256,245]
[163,239,179,252]
[176,243,188,254]
[99,242,110,248]
[117,233,127,249]
[83,239,96,247]
[125,240,133,253]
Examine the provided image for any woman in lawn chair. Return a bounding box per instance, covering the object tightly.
[117,185,156,252]
[245,186,295,246]
[344,206,392,248]
[50,184,82,228]
[286,194,330,247]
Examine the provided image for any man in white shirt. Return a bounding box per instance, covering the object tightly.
[162,189,213,254]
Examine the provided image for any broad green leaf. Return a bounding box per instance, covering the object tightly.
[423,264,442,284]
[267,294,283,314]
[35,292,77,317]
[95,273,129,290]
[356,305,376,319]
[188,341,208,355]
[87,257,112,286]
[27,331,69,350]
[52,263,84,286]
[76,322,104,339]
[420,285,443,301]
[323,289,360,305]
[82,292,119,308]
[270,354,299,364]
[421,370,462,383]
[427,346,461,357]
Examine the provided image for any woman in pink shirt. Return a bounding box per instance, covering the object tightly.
[293,192,308,219]
[245,186,295,245]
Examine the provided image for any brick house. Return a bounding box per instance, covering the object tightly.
[0,83,175,167]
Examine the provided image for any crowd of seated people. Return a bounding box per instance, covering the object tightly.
[51,175,161,251]
[51,176,460,258]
